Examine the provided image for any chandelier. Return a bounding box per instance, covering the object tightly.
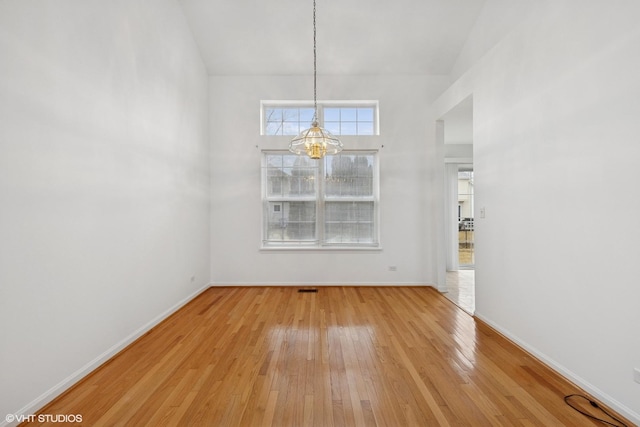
[289,0,343,160]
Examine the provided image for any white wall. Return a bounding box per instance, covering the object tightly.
[434,1,640,423]
[209,74,449,286]
[0,0,209,422]
[449,0,537,81]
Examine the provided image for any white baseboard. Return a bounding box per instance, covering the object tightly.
[474,312,640,426]
[2,284,211,427]
[209,282,435,286]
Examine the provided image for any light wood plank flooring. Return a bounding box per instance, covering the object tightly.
[25,287,630,426]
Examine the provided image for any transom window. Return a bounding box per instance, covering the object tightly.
[324,107,375,136]
[264,106,315,136]
[262,151,379,248]
[261,102,378,136]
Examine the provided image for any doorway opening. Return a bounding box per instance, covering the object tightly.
[458,168,474,268]
[439,95,475,314]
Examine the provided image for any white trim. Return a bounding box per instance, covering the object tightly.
[261,100,379,107]
[444,157,473,164]
[2,284,212,427]
[435,120,447,292]
[444,163,460,272]
[474,312,640,426]
[259,246,383,251]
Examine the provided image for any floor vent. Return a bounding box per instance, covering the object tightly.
[298,289,318,293]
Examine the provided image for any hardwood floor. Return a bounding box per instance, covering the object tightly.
[25,287,630,426]
[444,270,475,314]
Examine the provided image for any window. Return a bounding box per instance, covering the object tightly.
[263,107,315,136]
[262,151,379,248]
[324,107,375,136]
[261,102,378,136]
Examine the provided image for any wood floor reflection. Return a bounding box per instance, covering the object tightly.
[444,269,475,314]
[26,286,626,426]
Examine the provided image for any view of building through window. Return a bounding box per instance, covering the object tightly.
[262,151,378,247]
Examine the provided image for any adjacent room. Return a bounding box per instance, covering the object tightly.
[1,0,639,425]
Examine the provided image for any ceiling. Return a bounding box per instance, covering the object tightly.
[178,0,487,76]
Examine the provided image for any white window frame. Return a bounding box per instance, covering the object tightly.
[261,149,380,250]
[260,100,379,136]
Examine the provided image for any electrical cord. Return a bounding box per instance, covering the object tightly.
[564,394,628,427]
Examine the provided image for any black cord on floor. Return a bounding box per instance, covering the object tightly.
[564,394,628,427]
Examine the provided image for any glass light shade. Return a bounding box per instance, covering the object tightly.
[289,121,343,159]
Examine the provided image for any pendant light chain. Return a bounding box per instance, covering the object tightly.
[288,0,342,159]
[313,0,318,122]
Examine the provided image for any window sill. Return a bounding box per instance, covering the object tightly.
[260,245,382,252]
